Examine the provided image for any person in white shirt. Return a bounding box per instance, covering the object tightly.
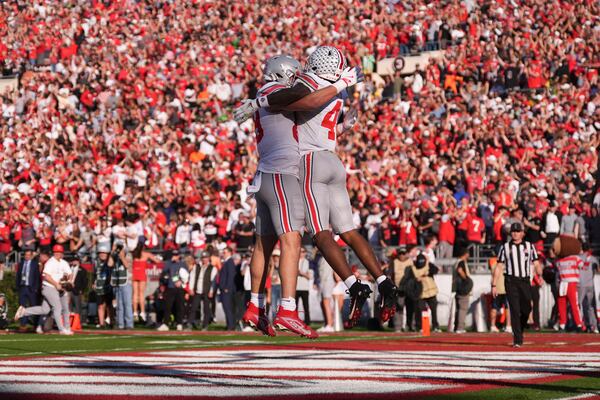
[296,248,313,325]
[544,201,560,245]
[15,245,73,335]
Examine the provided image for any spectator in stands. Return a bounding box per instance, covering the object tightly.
[452,248,472,333]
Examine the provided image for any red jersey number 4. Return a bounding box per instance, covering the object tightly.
[320,101,342,140]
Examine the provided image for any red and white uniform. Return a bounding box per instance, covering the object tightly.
[255,82,300,177]
[556,255,583,328]
[249,82,304,237]
[294,71,354,235]
[294,71,344,155]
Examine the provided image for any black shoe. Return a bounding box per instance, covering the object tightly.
[377,278,397,323]
[346,280,372,328]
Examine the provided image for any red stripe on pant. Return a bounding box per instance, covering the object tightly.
[558,282,582,327]
[304,153,323,233]
[273,175,291,233]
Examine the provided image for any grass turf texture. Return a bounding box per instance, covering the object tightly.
[424,378,600,400]
[0,332,396,358]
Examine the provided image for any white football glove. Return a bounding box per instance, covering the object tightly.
[233,99,260,124]
[342,107,358,131]
[333,66,365,93]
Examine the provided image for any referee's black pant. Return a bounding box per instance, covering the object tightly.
[505,276,532,345]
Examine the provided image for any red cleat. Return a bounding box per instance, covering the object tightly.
[242,302,275,337]
[273,307,319,339]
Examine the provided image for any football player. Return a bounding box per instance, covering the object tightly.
[235,46,397,326]
[241,55,318,338]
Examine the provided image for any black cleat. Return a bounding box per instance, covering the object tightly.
[377,278,397,323]
[346,280,372,328]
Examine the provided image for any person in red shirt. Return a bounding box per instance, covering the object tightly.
[466,209,486,244]
[399,211,418,246]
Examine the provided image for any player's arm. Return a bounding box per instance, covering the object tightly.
[266,83,340,112]
[234,67,364,122]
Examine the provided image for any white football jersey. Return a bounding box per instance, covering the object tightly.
[254,82,301,177]
[294,71,344,155]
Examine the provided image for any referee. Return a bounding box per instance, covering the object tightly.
[492,223,542,348]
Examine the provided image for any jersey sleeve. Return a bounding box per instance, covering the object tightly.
[295,72,319,92]
[497,245,505,264]
[530,243,538,261]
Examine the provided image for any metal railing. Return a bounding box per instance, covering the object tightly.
[5,242,599,276]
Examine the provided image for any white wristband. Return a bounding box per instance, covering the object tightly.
[333,80,347,94]
[257,96,269,108]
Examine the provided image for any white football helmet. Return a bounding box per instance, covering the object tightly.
[305,46,347,82]
[263,55,301,87]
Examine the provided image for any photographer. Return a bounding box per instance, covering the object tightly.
[93,244,114,328]
[69,255,88,317]
[15,245,73,335]
[110,242,134,330]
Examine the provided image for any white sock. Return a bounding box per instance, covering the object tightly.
[376,275,387,285]
[280,297,296,311]
[250,293,265,309]
[344,275,358,289]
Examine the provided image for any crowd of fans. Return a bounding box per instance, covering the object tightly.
[0,0,598,332]
[0,0,599,260]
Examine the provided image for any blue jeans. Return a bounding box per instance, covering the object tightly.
[114,284,134,329]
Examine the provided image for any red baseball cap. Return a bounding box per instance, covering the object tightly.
[52,244,64,253]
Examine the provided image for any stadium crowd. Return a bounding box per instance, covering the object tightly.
[0,0,599,333]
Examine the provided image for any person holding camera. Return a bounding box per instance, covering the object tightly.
[15,245,73,335]
[93,244,114,328]
[110,242,134,330]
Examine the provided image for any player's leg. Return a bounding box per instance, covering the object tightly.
[301,152,369,327]
[325,151,397,322]
[243,177,278,336]
[268,173,317,338]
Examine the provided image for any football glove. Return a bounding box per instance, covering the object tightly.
[333,66,365,93]
[233,99,259,124]
[342,107,358,131]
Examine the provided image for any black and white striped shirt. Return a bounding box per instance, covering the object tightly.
[497,240,538,279]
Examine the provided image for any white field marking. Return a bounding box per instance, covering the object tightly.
[0,381,450,397]
[147,340,267,345]
[0,335,126,342]
[0,349,595,397]
[0,368,545,381]
[560,394,600,400]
